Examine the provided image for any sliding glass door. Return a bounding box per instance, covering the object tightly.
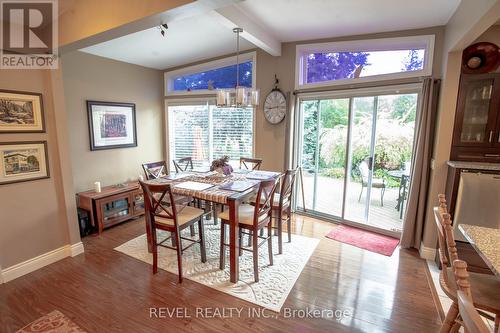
[299,98,349,218]
[295,85,419,235]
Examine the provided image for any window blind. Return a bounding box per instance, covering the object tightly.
[167,102,254,169]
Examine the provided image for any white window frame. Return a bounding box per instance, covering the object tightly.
[164,98,256,167]
[295,35,435,90]
[164,51,257,96]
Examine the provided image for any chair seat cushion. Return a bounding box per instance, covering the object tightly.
[219,204,268,226]
[371,178,385,187]
[440,267,500,313]
[250,193,281,206]
[154,205,204,227]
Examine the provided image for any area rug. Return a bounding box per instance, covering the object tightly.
[16,310,86,333]
[325,225,399,256]
[115,223,319,312]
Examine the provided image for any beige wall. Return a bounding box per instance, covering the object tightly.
[0,0,194,277]
[62,51,164,192]
[166,27,446,174]
[0,70,76,268]
[421,25,500,250]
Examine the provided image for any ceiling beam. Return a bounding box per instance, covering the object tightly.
[60,0,243,54]
[212,5,281,56]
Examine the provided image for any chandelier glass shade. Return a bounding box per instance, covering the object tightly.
[216,28,259,107]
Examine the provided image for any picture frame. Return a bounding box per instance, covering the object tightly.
[87,101,137,151]
[0,141,50,185]
[0,90,45,133]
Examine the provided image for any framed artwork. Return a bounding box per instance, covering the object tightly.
[87,101,137,151]
[0,90,45,133]
[0,141,50,185]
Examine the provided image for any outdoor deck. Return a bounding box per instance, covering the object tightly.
[301,174,404,233]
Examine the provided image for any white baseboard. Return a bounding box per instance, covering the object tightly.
[1,242,84,283]
[70,242,85,257]
[419,242,436,260]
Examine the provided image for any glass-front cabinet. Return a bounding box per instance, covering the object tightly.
[99,195,132,228]
[451,73,500,161]
[132,192,145,215]
[95,188,144,229]
[458,78,494,144]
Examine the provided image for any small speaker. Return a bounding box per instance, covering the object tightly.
[462,42,500,74]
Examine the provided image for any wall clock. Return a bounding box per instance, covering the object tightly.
[264,76,287,124]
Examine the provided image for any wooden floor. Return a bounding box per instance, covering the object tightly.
[0,215,442,333]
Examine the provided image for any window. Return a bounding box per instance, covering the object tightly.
[296,36,434,89]
[173,61,252,91]
[165,52,256,95]
[167,102,254,168]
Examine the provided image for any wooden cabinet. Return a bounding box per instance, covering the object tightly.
[77,182,144,234]
[451,73,500,161]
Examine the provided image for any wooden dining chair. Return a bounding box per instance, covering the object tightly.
[142,161,168,180]
[271,168,298,254]
[240,157,263,170]
[454,259,493,333]
[219,177,280,282]
[173,157,194,173]
[140,181,206,283]
[171,156,219,225]
[433,195,500,333]
[142,160,197,235]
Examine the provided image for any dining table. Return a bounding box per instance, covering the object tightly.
[143,169,282,283]
[459,224,500,278]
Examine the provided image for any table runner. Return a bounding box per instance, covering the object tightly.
[145,173,252,204]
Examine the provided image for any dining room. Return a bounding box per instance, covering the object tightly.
[1,1,500,333]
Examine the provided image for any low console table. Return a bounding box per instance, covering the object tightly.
[77,181,144,234]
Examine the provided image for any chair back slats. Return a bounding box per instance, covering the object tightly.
[279,168,299,208]
[240,157,263,170]
[443,213,459,263]
[142,161,168,180]
[253,177,280,227]
[139,181,181,230]
[454,259,492,333]
[434,194,449,273]
[173,157,194,173]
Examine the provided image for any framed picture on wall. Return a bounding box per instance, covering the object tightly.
[87,101,137,151]
[0,90,45,133]
[0,141,50,185]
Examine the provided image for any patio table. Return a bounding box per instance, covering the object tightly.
[387,169,410,219]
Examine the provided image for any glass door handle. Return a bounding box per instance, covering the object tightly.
[489,131,494,142]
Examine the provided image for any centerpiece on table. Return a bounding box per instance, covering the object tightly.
[210,155,233,175]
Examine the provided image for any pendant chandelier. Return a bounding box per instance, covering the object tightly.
[216,28,259,107]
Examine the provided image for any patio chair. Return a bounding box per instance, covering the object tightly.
[357,159,386,206]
